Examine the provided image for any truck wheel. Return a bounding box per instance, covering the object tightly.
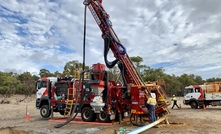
[40,105,51,118]
[81,107,96,122]
[190,101,198,109]
[97,111,110,123]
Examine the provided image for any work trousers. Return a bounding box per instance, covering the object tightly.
[172,101,179,109]
[149,110,156,123]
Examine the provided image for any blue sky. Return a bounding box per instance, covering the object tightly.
[0,0,221,79]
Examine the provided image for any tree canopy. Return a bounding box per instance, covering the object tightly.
[0,58,219,97]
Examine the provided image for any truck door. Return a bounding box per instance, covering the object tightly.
[36,80,47,99]
[184,87,201,101]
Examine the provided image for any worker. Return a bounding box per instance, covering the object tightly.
[146,93,157,123]
[171,95,180,109]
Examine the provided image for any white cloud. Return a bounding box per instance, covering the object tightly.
[0,0,221,79]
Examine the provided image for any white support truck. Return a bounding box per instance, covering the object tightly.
[183,82,221,109]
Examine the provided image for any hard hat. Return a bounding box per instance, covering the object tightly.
[173,95,175,97]
[151,93,156,99]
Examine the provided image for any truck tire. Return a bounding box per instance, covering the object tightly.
[97,111,110,123]
[81,107,96,122]
[40,105,51,118]
[190,101,198,109]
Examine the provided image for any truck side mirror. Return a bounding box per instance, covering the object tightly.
[36,82,41,90]
[35,82,38,90]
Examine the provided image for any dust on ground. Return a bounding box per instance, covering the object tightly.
[0,95,221,134]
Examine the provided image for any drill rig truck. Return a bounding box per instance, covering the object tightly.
[36,0,170,126]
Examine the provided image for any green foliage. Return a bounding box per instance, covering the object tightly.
[0,72,22,98]
[142,66,165,81]
[140,66,206,96]
[130,56,143,68]
[39,69,51,77]
[130,56,147,74]
[63,60,89,78]
[206,77,221,82]
[129,57,207,96]
[17,72,38,95]
[107,66,121,81]
[54,71,61,77]
[164,74,182,96]
[0,59,219,97]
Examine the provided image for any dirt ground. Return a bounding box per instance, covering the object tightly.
[0,95,221,134]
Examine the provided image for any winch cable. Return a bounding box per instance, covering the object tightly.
[54,5,88,128]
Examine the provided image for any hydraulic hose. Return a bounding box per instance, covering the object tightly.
[54,72,86,128]
[103,36,119,68]
[117,62,127,85]
[104,18,126,55]
[54,5,88,128]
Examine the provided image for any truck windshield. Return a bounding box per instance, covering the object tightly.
[184,88,194,95]
[36,81,47,90]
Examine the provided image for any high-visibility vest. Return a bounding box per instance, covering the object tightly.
[172,97,177,101]
[147,97,156,105]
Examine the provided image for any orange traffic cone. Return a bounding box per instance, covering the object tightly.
[203,104,206,110]
[26,112,30,120]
